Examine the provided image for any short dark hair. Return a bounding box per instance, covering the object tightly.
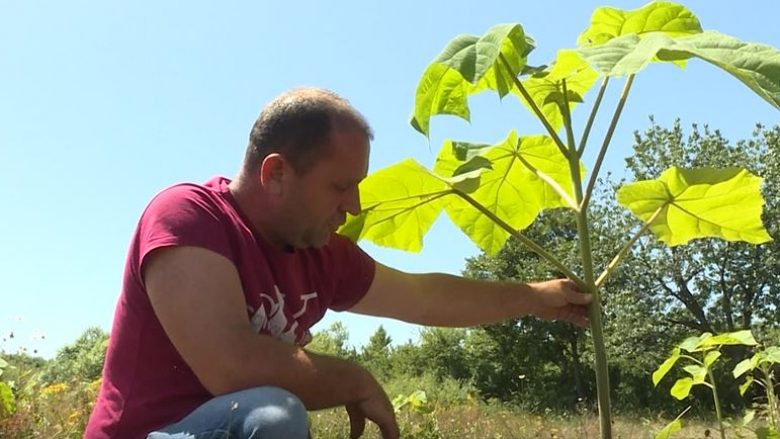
[244,87,373,174]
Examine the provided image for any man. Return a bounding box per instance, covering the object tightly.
[85,87,592,439]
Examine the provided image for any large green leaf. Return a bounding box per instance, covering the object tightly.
[471,27,534,96]
[339,157,491,251]
[743,409,756,427]
[703,351,721,369]
[616,166,772,246]
[339,129,579,255]
[407,390,434,414]
[678,333,710,353]
[653,347,680,386]
[683,364,707,384]
[434,140,493,179]
[409,64,472,139]
[578,31,780,110]
[756,427,780,439]
[670,377,694,400]
[0,382,14,417]
[512,50,599,132]
[655,419,682,439]
[433,131,581,255]
[762,346,780,364]
[411,24,531,137]
[739,376,754,396]
[338,159,454,252]
[733,358,756,379]
[701,329,758,347]
[578,1,702,47]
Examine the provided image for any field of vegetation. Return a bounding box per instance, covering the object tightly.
[0,325,769,438]
[0,328,743,439]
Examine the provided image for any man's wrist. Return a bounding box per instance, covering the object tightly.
[503,281,539,319]
[347,361,379,402]
[520,282,543,318]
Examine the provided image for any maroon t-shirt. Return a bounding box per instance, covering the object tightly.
[84,176,375,438]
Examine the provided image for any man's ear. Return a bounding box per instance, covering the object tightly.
[259,153,286,196]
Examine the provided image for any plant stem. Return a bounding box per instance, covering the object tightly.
[595,206,663,288]
[454,189,585,289]
[577,77,610,158]
[580,224,611,439]
[762,364,778,431]
[581,75,635,211]
[562,79,578,156]
[500,54,569,158]
[680,354,704,365]
[708,368,726,439]
[562,77,612,439]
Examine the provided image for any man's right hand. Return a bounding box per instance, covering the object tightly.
[345,374,399,439]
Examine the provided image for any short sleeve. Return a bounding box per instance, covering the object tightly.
[326,234,376,311]
[136,184,233,271]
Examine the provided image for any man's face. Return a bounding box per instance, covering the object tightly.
[278,128,369,248]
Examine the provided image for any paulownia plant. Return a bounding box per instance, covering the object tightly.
[734,341,780,437]
[652,330,759,439]
[339,2,780,437]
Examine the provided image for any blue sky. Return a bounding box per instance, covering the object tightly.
[1,1,779,359]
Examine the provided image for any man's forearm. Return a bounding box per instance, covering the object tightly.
[406,272,538,327]
[206,331,376,411]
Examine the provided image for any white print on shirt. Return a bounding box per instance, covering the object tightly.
[248,285,318,345]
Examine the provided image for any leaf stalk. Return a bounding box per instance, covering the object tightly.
[581,75,635,211]
[454,189,585,289]
[577,77,610,157]
[500,54,570,158]
[595,206,663,288]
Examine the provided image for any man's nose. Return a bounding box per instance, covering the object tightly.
[342,186,361,216]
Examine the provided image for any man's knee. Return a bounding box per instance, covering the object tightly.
[240,387,309,439]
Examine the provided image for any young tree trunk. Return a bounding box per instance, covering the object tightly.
[570,331,586,402]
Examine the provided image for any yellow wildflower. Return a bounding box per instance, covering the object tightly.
[41,382,68,396]
[88,377,102,395]
[67,409,83,426]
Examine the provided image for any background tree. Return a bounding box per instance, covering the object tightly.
[359,326,393,379]
[41,326,107,385]
[386,341,426,378]
[416,327,470,382]
[306,321,357,360]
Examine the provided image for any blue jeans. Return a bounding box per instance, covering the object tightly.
[147,386,310,439]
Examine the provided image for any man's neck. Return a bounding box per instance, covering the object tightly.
[228,175,289,250]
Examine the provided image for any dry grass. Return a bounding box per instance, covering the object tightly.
[310,403,723,439]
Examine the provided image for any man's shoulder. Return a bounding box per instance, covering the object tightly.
[144,177,229,213]
[131,177,239,265]
[152,176,227,202]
